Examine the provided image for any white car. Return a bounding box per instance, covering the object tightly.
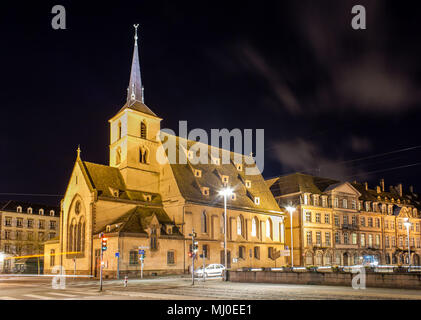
[195,264,226,277]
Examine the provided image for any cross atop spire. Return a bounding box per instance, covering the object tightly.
[127,24,144,105]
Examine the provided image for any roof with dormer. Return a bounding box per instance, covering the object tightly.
[0,200,60,217]
[164,134,282,214]
[98,206,181,236]
[81,160,162,203]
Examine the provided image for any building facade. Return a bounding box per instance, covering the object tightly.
[44,28,287,278]
[0,201,60,273]
[267,173,421,267]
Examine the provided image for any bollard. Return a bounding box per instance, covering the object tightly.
[124,275,128,287]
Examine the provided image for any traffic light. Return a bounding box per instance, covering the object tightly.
[193,241,199,253]
[188,251,192,258]
[101,237,108,251]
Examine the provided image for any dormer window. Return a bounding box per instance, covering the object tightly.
[194,169,202,178]
[109,187,120,198]
[17,206,22,213]
[231,193,237,201]
[221,175,229,185]
[39,209,44,215]
[50,210,55,217]
[144,194,152,202]
[167,226,173,234]
[211,157,220,165]
[236,164,243,171]
[201,187,210,196]
[245,180,251,188]
[254,197,260,205]
[28,207,33,214]
[188,150,194,160]
[106,225,111,232]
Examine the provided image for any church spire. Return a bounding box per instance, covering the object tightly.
[127,24,144,105]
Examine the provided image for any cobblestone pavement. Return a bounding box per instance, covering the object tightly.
[1,275,421,300]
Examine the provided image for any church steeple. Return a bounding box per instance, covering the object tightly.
[127,24,144,105]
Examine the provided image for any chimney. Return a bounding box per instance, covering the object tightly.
[364,182,368,190]
[409,185,414,193]
[397,183,403,197]
[380,179,385,192]
[376,186,381,194]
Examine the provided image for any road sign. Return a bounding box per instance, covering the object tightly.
[285,246,289,250]
[115,252,120,258]
[232,258,238,263]
[139,250,145,255]
[279,250,291,256]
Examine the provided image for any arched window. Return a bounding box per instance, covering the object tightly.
[335,252,341,265]
[385,253,391,265]
[237,215,244,237]
[116,147,121,165]
[201,211,208,233]
[305,252,313,265]
[139,146,149,164]
[325,253,332,265]
[39,209,44,215]
[315,252,323,265]
[76,222,81,252]
[251,217,257,237]
[118,121,122,140]
[266,218,273,239]
[17,206,22,213]
[27,207,33,214]
[140,121,147,139]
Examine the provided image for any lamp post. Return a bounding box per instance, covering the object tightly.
[404,218,411,266]
[219,187,233,281]
[285,206,296,267]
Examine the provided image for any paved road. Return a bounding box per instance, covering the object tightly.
[0,275,421,300]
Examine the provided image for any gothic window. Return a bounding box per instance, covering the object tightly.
[118,121,122,140]
[237,215,244,237]
[201,211,208,233]
[150,226,158,250]
[140,121,147,139]
[116,147,121,165]
[251,217,258,237]
[266,218,273,239]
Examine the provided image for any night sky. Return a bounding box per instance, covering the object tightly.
[1,0,421,205]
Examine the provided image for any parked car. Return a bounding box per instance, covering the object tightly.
[195,264,226,277]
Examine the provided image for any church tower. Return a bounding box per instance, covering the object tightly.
[108,25,162,193]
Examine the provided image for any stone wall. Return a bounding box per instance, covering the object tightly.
[228,270,421,289]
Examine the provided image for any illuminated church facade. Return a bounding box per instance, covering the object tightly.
[44,27,286,277]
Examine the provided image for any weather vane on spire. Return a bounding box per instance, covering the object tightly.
[134,24,139,46]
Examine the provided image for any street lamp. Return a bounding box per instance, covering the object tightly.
[285,206,296,267]
[219,187,233,280]
[404,218,412,266]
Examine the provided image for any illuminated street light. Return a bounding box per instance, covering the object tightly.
[404,218,412,266]
[285,206,296,267]
[219,187,233,280]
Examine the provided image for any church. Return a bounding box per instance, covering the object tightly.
[44,27,286,278]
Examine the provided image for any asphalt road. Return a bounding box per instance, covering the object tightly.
[0,275,421,300]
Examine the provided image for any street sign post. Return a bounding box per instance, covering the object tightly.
[115,252,120,279]
[188,229,197,285]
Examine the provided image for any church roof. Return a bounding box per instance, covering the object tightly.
[166,135,281,214]
[116,101,158,118]
[81,161,161,203]
[98,206,181,236]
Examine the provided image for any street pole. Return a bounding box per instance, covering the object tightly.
[141,258,144,279]
[202,253,206,282]
[99,248,103,291]
[117,253,120,280]
[73,257,76,279]
[191,229,195,286]
[286,206,295,268]
[224,193,228,280]
[407,225,411,266]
